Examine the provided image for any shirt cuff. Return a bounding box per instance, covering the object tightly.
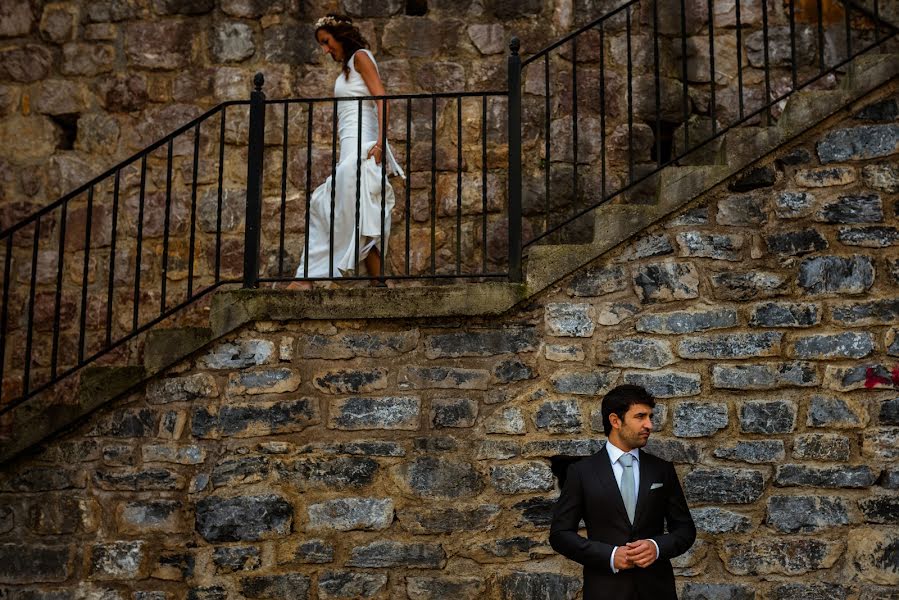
[610,546,618,574]
[649,538,660,559]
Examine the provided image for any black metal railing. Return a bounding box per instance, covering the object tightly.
[508,0,896,248]
[0,0,895,418]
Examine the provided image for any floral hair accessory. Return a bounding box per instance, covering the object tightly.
[314,15,342,29]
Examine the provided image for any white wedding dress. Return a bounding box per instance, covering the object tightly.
[295,49,404,279]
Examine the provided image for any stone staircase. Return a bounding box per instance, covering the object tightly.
[1,48,897,465]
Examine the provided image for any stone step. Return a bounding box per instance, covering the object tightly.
[144,327,213,372]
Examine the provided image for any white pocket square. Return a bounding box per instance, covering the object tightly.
[650,483,664,490]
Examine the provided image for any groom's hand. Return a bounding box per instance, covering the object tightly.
[625,540,658,568]
[613,547,634,571]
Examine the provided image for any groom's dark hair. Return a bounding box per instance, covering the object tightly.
[601,384,655,436]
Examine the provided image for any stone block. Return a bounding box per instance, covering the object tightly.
[749,302,819,328]
[295,331,418,359]
[494,358,535,383]
[228,368,301,395]
[213,546,261,573]
[681,583,754,600]
[87,408,158,438]
[279,457,378,491]
[484,407,526,435]
[263,23,316,64]
[241,574,310,600]
[795,166,857,187]
[347,541,445,569]
[0,543,72,583]
[533,400,582,433]
[397,505,500,534]
[307,498,393,532]
[117,500,184,534]
[405,576,486,600]
[862,427,899,459]
[195,495,292,542]
[401,366,491,390]
[545,344,585,362]
[142,444,206,465]
[717,193,768,226]
[713,440,785,463]
[291,539,334,564]
[711,362,817,389]
[424,327,537,358]
[522,439,603,457]
[769,583,847,600]
[211,455,269,489]
[774,464,877,488]
[807,395,867,428]
[124,21,193,70]
[192,399,319,438]
[198,339,275,369]
[710,270,787,300]
[846,528,899,585]
[597,302,639,326]
[721,538,841,575]
[568,266,629,296]
[838,226,899,247]
[614,234,675,262]
[798,255,874,295]
[328,396,420,430]
[690,507,752,534]
[430,397,478,428]
[551,370,619,396]
[468,23,506,55]
[90,541,146,579]
[545,303,595,337]
[862,162,899,193]
[773,191,815,218]
[815,194,883,223]
[684,468,765,504]
[859,495,899,524]
[382,17,464,58]
[623,370,701,398]
[147,374,219,404]
[312,368,388,394]
[394,456,482,499]
[499,571,582,600]
[673,402,728,438]
[490,462,554,494]
[793,433,851,461]
[477,440,521,460]
[766,495,850,532]
[633,262,700,303]
[825,364,893,391]
[739,400,796,434]
[881,398,899,425]
[92,469,184,492]
[643,437,701,464]
[676,232,745,261]
[606,338,675,369]
[318,570,387,599]
[678,332,781,359]
[764,229,828,256]
[636,307,737,334]
[210,21,256,63]
[817,124,899,163]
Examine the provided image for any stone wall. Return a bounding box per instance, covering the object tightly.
[1,91,898,599]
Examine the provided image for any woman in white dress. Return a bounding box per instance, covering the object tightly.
[288,14,403,290]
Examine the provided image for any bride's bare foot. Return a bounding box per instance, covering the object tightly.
[287,280,313,291]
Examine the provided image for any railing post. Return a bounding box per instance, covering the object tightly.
[507,38,523,283]
[243,73,266,289]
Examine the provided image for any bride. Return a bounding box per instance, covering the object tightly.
[288,14,403,290]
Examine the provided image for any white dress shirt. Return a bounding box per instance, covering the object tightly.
[606,441,660,573]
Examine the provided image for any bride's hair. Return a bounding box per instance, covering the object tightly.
[314,14,370,78]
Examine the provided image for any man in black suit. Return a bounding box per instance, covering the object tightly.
[550,384,696,599]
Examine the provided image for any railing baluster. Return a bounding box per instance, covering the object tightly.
[243,74,266,289]
[544,54,551,234]
[571,36,579,219]
[508,38,522,282]
[736,0,745,120]
[456,96,463,275]
[679,0,690,151]
[816,0,825,71]
[380,96,388,280]
[329,99,338,279]
[303,101,313,278]
[105,171,119,347]
[844,0,852,59]
[404,98,412,275]
[187,123,200,297]
[133,155,147,332]
[161,140,173,314]
[707,0,717,136]
[599,22,607,200]
[430,95,437,275]
[874,0,881,47]
[51,201,68,378]
[653,0,662,166]
[626,7,634,184]
[78,187,93,364]
[354,99,363,272]
[0,236,11,401]
[788,0,798,90]
[481,93,488,274]
[762,0,772,125]
[279,102,289,277]
[215,107,226,283]
[23,218,41,395]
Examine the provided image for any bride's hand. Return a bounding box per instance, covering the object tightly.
[367,144,382,165]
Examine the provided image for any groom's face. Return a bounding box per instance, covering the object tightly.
[614,402,654,450]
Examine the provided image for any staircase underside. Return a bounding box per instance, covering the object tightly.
[2,50,897,465]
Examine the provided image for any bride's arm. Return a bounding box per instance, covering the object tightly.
[354,51,388,164]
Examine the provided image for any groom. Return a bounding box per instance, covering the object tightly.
[550,384,696,599]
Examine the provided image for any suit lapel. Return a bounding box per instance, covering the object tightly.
[596,443,631,525]
[633,449,654,527]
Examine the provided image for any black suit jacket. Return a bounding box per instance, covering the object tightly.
[549,445,696,600]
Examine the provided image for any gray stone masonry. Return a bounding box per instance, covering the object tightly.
[1,84,899,598]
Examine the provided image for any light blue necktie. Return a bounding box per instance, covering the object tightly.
[619,452,636,524]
